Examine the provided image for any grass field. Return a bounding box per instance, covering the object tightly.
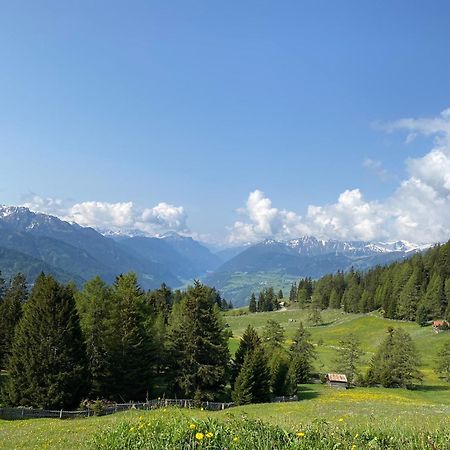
[1,384,449,449]
[224,307,450,388]
[1,308,449,449]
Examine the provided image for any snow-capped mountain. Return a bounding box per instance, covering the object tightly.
[204,235,434,306]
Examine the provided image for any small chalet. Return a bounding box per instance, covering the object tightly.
[432,320,449,333]
[326,373,348,389]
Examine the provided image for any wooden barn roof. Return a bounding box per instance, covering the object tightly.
[327,373,348,382]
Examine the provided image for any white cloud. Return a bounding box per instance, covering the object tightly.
[229,108,450,245]
[21,195,189,236]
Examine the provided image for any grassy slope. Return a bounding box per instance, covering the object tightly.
[1,385,449,449]
[224,307,450,389]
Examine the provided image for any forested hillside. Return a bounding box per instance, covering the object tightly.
[288,240,450,323]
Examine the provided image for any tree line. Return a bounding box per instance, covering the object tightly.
[287,240,450,323]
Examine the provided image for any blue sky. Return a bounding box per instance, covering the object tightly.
[1,1,450,244]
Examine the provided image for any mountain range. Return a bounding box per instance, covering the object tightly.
[0,206,432,305]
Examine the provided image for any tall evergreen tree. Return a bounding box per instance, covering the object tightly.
[248,293,257,313]
[435,340,450,382]
[262,320,285,349]
[333,334,362,384]
[2,274,87,408]
[110,273,154,400]
[287,322,316,384]
[232,325,261,385]
[75,276,116,399]
[366,327,422,389]
[166,281,230,400]
[0,273,27,369]
[232,346,271,405]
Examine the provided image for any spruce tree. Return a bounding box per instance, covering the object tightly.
[3,274,88,408]
[75,276,116,399]
[166,281,230,400]
[435,340,450,382]
[232,325,261,385]
[267,348,291,396]
[110,273,154,400]
[248,293,257,313]
[366,327,422,389]
[262,320,285,349]
[287,322,316,384]
[232,346,271,405]
[0,273,27,369]
[333,334,362,384]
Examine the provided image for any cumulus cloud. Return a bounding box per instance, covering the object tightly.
[229,109,450,245]
[21,195,189,236]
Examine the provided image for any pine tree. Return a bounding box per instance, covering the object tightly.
[0,273,27,369]
[366,327,422,389]
[267,349,290,396]
[232,346,271,405]
[166,281,230,400]
[421,273,445,320]
[308,307,322,326]
[277,289,283,300]
[262,320,285,349]
[248,293,257,313]
[287,322,316,384]
[232,325,261,385]
[75,276,116,399]
[2,274,88,408]
[435,340,450,382]
[110,273,154,400]
[333,334,362,384]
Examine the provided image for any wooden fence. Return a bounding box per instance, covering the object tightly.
[0,399,234,420]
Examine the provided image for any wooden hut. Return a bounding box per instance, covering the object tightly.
[326,373,348,389]
[432,320,449,333]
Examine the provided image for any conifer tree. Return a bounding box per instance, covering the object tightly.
[278,289,283,300]
[289,282,297,303]
[0,273,27,369]
[366,327,422,389]
[435,340,450,382]
[166,280,230,400]
[232,325,261,385]
[262,320,285,349]
[75,276,116,399]
[232,346,271,405]
[421,273,444,320]
[248,293,257,313]
[3,274,87,408]
[287,322,316,384]
[333,334,362,384]
[110,273,154,400]
[267,349,291,396]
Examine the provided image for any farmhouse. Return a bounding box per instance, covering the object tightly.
[432,320,449,333]
[326,373,348,389]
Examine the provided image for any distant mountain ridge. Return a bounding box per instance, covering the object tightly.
[0,205,433,305]
[0,206,219,288]
[203,237,432,306]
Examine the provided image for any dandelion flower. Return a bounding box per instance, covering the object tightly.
[195,432,204,440]
[338,417,344,422]
[206,432,213,438]
[129,427,135,432]
[296,432,305,437]
[189,423,196,430]
[233,437,239,442]
[351,445,356,450]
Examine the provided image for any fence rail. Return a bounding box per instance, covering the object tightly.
[0,395,298,421]
[0,399,235,420]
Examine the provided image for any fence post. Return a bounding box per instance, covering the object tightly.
[60,409,63,419]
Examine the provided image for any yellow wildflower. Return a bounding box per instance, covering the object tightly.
[233,437,239,442]
[129,427,135,432]
[195,432,204,440]
[206,432,213,438]
[351,445,356,450]
[338,417,344,422]
[189,423,196,430]
[296,432,305,437]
